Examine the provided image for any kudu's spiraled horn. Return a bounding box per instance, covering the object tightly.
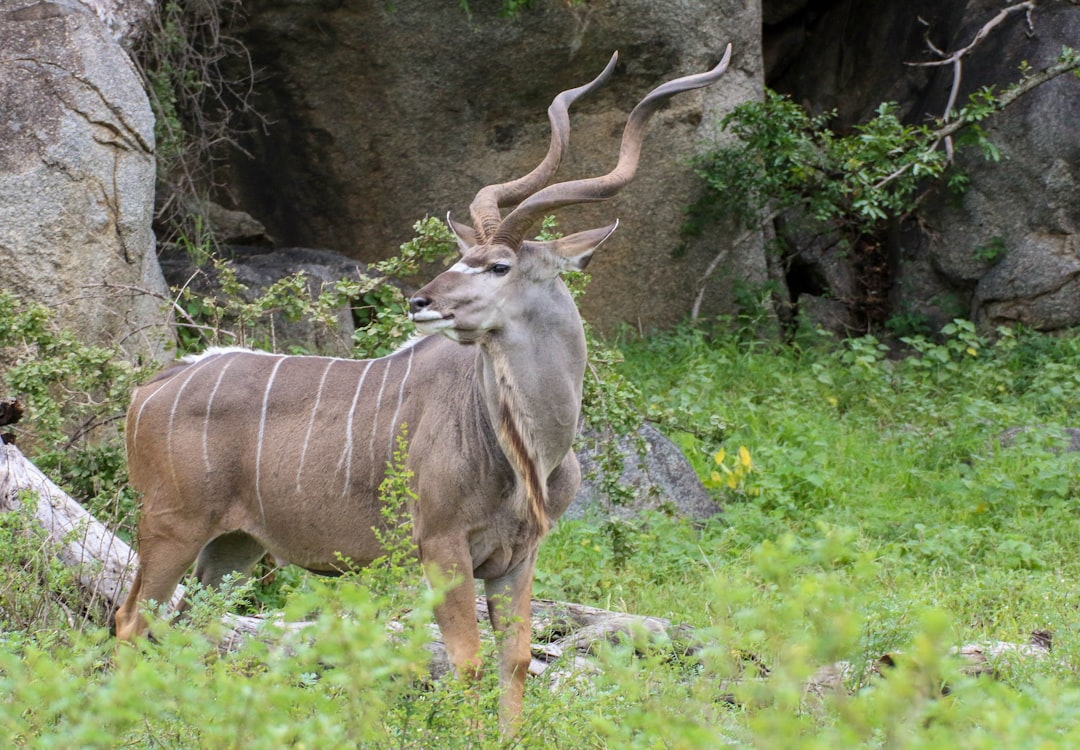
[492,43,733,247]
[468,52,619,242]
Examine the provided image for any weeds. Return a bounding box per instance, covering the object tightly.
[8,227,1080,743]
[4,314,1080,745]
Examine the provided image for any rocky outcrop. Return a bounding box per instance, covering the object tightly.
[868,1,1080,334]
[225,0,766,333]
[916,2,1080,332]
[763,0,1080,334]
[0,0,170,359]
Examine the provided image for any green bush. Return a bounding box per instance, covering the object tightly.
[0,291,146,528]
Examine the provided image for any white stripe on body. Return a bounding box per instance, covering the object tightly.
[387,346,415,458]
[164,354,226,499]
[254,356,287,524]
[202,354,240,478]
[338,359,376,497]
[392,334,427,355]
[368,358,394,488]
[200,356,240,479]
[130,376,175,451]
[296,357,337,493]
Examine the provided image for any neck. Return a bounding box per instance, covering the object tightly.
[474,290,586,535]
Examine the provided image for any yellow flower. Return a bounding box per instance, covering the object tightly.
[966,346,978,357]
[739,446,752,469]
[714,449,726,465]
[710,470,722,484]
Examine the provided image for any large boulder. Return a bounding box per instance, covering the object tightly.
[913,2,1080,332]
[569,423,719,522]
[0,0,170,359]
[225,0,767,333]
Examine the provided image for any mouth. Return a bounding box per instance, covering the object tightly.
[409,309,446,323]
[410,311,455,334]
[409,312,485,343]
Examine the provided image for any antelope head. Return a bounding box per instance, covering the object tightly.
[410,45,732,345]
[408,218,617,344]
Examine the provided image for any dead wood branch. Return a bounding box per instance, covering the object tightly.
[0,441,179,615]
[908,2,1036,162]
[876,50,1080,199]
[0,441,692,678]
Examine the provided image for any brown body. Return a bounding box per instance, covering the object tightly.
[122,337,579,576]
[115,46,732,728]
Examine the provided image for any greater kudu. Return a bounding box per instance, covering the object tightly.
[115,45,732,725]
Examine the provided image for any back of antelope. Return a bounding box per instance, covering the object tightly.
[116,45,732,728]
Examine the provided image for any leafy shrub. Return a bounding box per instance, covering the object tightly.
[0,291,146,526]
[172,216,458,356]
[0,579,442,748]
[689,46,1080,330]
[688,92,956,240]
[8,304,1080,744]
[0,494,83,634]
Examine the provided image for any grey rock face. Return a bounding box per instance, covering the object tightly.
[764,0,1080,334]
[906,3,1080,332]
[569,423,720,522]
[226,0,766,333]
[0,0,170,358]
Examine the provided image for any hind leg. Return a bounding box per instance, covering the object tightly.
[114,533,208,641]
[193,530,267,590]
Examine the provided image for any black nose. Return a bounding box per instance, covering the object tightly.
[409,295,432,314]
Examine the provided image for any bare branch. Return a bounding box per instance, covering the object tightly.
[933,53,1078,144]
[909,2,1036,70]
[89,279,238,342]
[871,47,1080,196]
[906,1,1038,160]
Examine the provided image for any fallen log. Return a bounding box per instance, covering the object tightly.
[0,440,181,614]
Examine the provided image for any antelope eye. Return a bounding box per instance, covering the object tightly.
[489,263,511,276]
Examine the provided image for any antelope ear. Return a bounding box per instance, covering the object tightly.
[525,220,619,271]
[447,213,478,252]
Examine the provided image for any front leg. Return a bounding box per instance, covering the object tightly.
[484,548,537,733]
[424,550,483,682]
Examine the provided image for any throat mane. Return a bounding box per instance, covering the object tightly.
[487,346,550,537]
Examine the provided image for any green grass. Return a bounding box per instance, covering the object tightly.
[532,320,1080,746]
[7,320,1080,747]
